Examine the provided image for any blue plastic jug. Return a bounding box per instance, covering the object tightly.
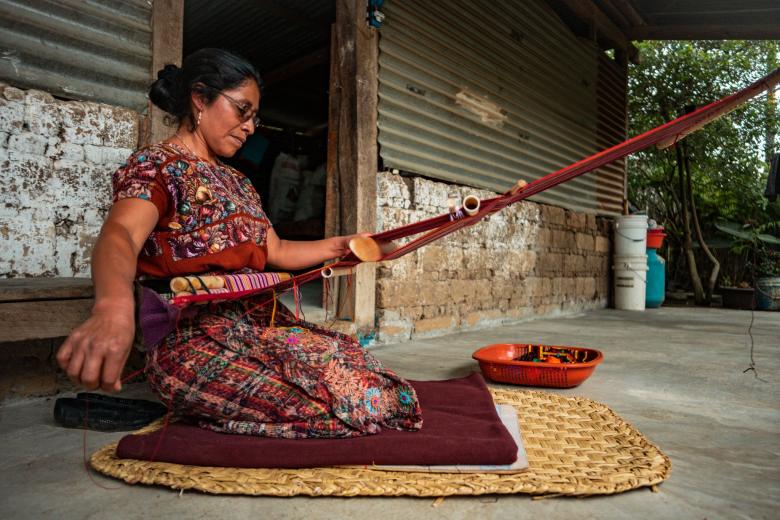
[646,248,665,308]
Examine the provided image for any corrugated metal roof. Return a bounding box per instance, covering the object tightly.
[632,0,780,26]
[0,0,152,110]
[549,0,780,41]
[377,0,626,215]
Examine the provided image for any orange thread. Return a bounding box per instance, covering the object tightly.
[270,290,277,327]
[293,281,300,321]
[324,277,330,321]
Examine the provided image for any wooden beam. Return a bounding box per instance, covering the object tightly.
[596,0,631,30]
[611,0,646,27]
[325,1,378,336]
[0,299,93,343]
[262,46,330,88]
[149,0,184,145]
[563,0,625,46]
[353,3,379,337]
[562,0,639,64]
[324,24,342,319]
[0,278,93,303]
[628,25,780,40]
[325,24,341,248]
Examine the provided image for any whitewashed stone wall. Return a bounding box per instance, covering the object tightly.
[374,172,611,343]
[0,83,139,277]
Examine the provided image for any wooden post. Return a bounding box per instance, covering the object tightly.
[148,0,184,145]
[325,0,379,335]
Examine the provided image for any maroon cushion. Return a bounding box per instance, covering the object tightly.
[116,372,517,468]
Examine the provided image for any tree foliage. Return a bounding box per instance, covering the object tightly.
[627,40,779,288]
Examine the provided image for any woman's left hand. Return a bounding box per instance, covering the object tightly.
[329,233,372,258]
[265,229,379,270]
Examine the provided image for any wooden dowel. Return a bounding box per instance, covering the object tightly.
[174,289,215,297]
[321,266,355,279]
[462,194,481,216]
[507,179,527,195]
[447,195,458,215]
[170,275,225,293]
[348,236,395,262]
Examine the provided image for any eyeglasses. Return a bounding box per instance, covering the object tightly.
[218,91,261,127]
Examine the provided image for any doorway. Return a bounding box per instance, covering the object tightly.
[183,0,335,320]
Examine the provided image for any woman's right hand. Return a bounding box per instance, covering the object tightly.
[55,198,159,393]
[56,299,136,392]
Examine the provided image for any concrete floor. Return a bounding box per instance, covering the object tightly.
[1,307,778,519]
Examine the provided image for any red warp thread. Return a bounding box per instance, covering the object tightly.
[149,69,780,313]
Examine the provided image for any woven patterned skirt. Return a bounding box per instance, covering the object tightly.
[145,298,422,438]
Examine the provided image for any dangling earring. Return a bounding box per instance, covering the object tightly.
[196,110,202,127]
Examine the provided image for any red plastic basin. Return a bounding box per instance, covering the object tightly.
[647,228,666,249]
[472,343,604,388]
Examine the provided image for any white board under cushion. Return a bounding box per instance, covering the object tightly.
[342,404,529,474]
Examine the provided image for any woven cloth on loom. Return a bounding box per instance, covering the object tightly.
[173,272,291,295]
[115,373,518,468]
[220,272,291,292]
[92,384,671,496]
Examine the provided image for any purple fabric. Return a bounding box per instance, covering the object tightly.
[116,373,518,468]
[137,287,195,350]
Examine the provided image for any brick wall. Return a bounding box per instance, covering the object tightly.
[374,172,611,343]
[0,83,140,277]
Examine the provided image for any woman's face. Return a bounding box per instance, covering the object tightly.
[195,79,261,158]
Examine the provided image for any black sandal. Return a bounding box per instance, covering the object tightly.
[75,392,168,414]
[53,393,169,432]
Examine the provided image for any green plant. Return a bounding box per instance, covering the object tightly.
[715,221,780,285]
[627,40,780,297]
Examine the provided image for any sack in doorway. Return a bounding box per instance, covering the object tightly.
[267,152,302,223]
[294,164,327,222]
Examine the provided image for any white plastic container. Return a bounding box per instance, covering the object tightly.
[613,255,648,311]
[614,214,648,257]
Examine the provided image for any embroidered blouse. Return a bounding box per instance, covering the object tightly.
[112,143,271,278]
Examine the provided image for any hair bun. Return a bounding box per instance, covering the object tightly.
[157,64,181,82]
[149,64,184,116]
[147,49,263,129]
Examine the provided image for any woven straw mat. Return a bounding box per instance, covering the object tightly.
[90,387,671,497]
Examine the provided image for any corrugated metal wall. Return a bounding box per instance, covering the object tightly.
[377,0,627,215]
[0,0,152,111]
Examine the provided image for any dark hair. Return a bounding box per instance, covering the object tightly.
[149,48,263,128]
